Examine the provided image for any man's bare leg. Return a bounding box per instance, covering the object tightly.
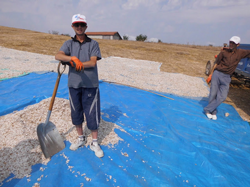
[91,129,98,139]
[76,124,83,136]
[69,124,85,150]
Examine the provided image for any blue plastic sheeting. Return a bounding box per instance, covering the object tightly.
[0,72,69,116]
[1,72,250,187]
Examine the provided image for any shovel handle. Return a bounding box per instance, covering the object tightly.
[48,62,66,111]
[58,61,66,75]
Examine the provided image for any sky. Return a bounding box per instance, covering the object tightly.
[0,0,250,46]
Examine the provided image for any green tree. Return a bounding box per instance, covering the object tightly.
[48,30,59,35]
[123,35,128,40]
[61,33,71,37]
[136,34,147,41]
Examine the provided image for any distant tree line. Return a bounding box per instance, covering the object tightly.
[123,34,162,43]
[136,34,147,41]
[123,35,129,40]
[48,30,70,36]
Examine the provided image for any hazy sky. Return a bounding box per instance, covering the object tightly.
[0,0,250,46]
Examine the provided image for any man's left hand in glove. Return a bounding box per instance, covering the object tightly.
[206,74,212,84]
[69,56,84,71]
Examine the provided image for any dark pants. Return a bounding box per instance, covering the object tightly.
[69,87,100,130]
[204,70,231,115]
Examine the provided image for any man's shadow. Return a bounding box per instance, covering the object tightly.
[101,105,123,123]
[0,139,42,186]
[198,97,209,108]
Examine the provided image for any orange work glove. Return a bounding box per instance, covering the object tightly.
[70,56,84,71]
[206,74,212,84]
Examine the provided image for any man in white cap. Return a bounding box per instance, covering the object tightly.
[55,14,104,158]
[204,36,250,120]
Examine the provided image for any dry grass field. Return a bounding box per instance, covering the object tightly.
[0,25,249,122]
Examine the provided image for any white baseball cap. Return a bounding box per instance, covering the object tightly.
[72,14,87,24]
[229,36,240,44]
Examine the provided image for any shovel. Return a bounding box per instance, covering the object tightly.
[37,62,66,158]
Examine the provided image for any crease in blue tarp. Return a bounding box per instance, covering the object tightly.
[0,72,250,187]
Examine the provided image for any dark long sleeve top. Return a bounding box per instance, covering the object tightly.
[215,48,250,75]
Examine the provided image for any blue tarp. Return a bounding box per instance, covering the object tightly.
[0,72,69,116]
[1,72,250,187]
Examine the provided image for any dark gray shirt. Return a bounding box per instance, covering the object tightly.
[60,35,102,88]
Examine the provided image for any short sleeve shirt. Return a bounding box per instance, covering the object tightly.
[59,35,102,88]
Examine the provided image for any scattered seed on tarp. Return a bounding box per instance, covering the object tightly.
[32,183,40,187]
[121,152,129,157]
[85,177,91,182]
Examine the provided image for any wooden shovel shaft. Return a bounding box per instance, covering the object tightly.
[48,62,66,111]
[49,74,61,111]
[44,76,60,125]
[44,62,65,125]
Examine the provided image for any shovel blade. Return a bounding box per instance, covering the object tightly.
[37,121,65,158]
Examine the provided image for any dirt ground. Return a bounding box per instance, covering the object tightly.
[0,26,249,122]
[226,78,250,122]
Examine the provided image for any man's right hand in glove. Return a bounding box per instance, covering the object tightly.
[70,56,84,71]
